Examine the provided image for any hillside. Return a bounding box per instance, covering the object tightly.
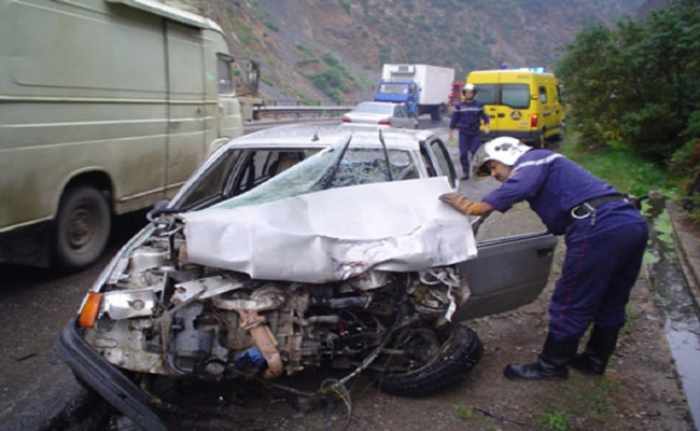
[172,0,646,103]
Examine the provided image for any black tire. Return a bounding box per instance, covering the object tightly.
[377,323,483,397]
[54,186,111,269]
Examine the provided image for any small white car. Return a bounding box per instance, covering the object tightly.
[342,101,419,129]
[60,124,556,430]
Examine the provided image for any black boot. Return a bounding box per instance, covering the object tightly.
[570,325,620,375]
[503,335,578,381]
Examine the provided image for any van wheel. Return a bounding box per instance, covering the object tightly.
[54,186,111,270]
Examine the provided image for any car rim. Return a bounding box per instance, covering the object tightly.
[66,203,97,251]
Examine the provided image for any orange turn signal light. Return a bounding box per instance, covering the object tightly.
[78,292,103,328]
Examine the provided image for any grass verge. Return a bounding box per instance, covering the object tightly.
[560,135,676,197]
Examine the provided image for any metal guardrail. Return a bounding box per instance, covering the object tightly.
[244,118,337,134]
[252,105,353,120]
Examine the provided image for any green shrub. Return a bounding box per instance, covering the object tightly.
[557,1,700,163]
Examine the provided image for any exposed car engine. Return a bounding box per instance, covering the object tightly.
[83,217,466,382]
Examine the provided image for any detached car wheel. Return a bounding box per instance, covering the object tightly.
[55,186,111,269]
[377,323,482,397]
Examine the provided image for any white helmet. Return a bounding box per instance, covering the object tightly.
[472,137,531,177]
[463,83,475,92]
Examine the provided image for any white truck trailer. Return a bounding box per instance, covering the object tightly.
[374,64,455,121]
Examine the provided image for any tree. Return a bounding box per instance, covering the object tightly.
[557,0,700,161]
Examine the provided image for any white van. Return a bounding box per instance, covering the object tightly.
[0,0,244,269]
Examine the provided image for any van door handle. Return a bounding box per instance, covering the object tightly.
[497,113,505,118]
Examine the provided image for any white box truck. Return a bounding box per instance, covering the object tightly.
[374,64,455,121]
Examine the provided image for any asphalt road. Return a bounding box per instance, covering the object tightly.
[0,212,147,429]
[0,117,544,429]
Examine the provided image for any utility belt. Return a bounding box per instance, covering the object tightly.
[570,194,630,226]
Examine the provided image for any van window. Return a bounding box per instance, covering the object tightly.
[501,84,530,109]
[539,86,548,104]
[474,84,499,105]
[217,56,234,94]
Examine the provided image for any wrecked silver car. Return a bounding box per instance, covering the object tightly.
[60,124,557,430]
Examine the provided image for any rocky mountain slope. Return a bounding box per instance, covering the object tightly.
[175,0,648,103]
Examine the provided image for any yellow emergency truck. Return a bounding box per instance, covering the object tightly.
[467,69,564,148]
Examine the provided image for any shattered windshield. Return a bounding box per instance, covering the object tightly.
[214,144,419,210]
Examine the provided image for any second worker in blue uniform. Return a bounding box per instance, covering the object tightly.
[449,83,490,180]
[440,137,648,381]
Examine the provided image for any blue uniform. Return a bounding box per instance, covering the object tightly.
[406,87,420,117]
[482,149,648,342]
[450,100,489,177]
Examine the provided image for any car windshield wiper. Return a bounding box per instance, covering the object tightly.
[321,133,353,189]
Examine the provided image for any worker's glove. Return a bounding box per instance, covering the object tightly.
[439,193,492,216]
[484,126,491,134]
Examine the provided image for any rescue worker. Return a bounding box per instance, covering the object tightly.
[449,83,490,180]
[439,137,648,380]
[406,83,420,118]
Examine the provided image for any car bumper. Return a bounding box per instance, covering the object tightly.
[59,318,167,431]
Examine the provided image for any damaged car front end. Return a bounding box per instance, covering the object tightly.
[60,125,556,430]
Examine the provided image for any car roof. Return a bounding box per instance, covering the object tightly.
[224,123,437,152]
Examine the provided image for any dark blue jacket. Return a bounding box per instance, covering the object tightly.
[482,149,629,235]
[449,99,489,135]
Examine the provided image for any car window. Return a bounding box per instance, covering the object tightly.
[355,103,394,115]
[474,84,498,105]
[501,84,530,109]
[215,146,419,209]
[177,149,242,209]
[539,86,548,104]
[429,140,456,186]
[233,150,313,195]
[378,83,409,95]
[329,149,418,187]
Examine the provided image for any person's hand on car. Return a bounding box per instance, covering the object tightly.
[439,192,493,216]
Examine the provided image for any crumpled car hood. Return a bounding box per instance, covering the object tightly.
[182,177,477,283]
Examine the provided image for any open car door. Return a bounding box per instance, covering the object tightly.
[454,231,557,320]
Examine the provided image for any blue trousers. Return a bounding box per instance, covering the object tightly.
[458,133,481,178]
[549,202,648,342]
